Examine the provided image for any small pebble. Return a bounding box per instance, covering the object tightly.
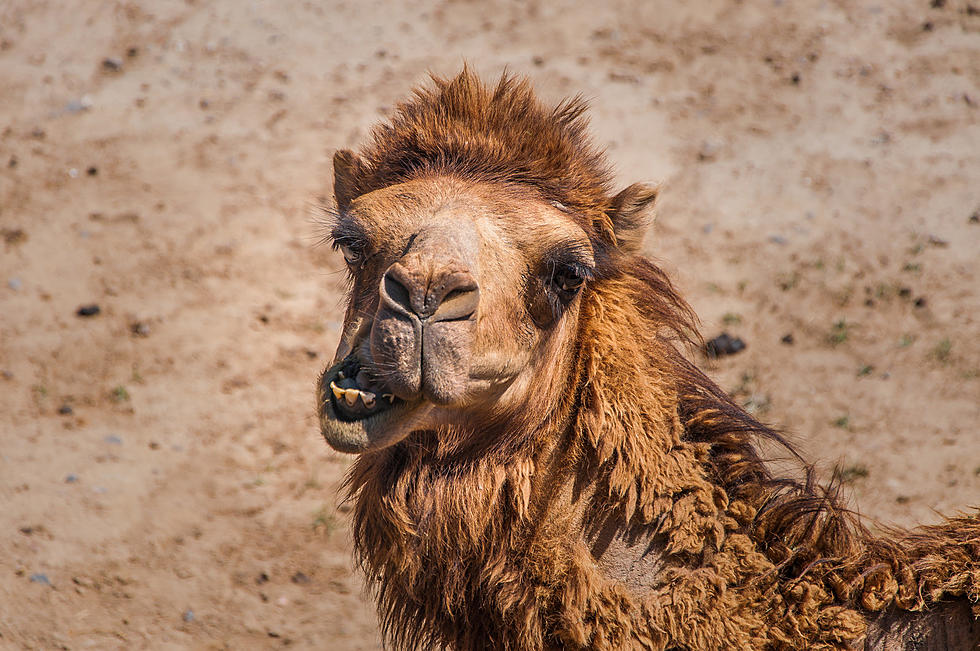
[290,572,310,585]
[65,96,93,113]
[76,304,101,317]
[104,434,122,445]
[3,228,28,245]
[29,573,51,586]
[102,57,123,71]
[65,474,79,483]
[913,297,927,308]
[705,333,747,358]
[86,166,98,176]
[697,140,720,162]
[7,278,22,291]
[58,404,73,415]
[130,321,150,337]
[182,609,194,623]
[780,333,795,345]
[767,234,788,245]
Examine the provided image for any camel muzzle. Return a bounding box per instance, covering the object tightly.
[371,255,480,406]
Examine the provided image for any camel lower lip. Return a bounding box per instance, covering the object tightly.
[317,358,420,453]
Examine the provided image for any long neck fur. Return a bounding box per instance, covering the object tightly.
[344,260,980,651]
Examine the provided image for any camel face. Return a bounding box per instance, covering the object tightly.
[318,176,595,453]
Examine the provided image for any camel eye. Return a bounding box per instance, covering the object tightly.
[337,242,364,268]
[550,266,585,299]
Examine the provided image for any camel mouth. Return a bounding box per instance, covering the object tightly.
[317,355,421,453]
[327,355,404,422]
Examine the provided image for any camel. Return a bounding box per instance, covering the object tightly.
[315,69,980,650]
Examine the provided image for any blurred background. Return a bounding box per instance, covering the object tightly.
[1,0,977,647]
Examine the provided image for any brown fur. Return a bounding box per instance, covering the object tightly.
[328,70,980,650]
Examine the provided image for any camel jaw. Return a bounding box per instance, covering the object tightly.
[317,357,422,453]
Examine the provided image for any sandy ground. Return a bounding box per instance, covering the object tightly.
[1,0,978,648]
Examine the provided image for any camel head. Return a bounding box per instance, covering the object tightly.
[317,70,658,454]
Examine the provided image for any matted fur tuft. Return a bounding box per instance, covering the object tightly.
[334,67,622,249]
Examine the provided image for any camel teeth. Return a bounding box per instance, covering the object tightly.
[337,371,345,379]
[383,393,395,404]
[362,392,376,408]
[330,381,344,400]
[343,389,359,406]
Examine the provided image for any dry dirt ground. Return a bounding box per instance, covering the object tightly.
[1,0,978,648]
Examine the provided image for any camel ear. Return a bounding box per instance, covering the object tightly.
[607,183,659,254]
[333,149,360,211]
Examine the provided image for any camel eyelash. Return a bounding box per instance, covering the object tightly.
[552,260,594,281]
[544,249,596,283]
[329,234,367,254]
[329,220,371,256]
[542,238,595,270]
[329,218,367,244]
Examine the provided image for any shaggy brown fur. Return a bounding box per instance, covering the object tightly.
[324,69,980,650]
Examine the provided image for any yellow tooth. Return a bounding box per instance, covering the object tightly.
[337,371,345,379]
[383,393,395,404]
[362,392,376,408]
[330,381,344,400]
[343,389,359,406]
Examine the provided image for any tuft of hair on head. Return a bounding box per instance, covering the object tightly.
[329,67,671,260]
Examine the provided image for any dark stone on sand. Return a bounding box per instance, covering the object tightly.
[705,333,747,358]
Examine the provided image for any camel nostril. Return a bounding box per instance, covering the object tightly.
[382,269,414,316]
[429,282,479,323]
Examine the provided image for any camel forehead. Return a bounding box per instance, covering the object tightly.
[347,177,595,258]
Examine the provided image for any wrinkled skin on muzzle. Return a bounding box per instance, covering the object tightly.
[370,223,481,405]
